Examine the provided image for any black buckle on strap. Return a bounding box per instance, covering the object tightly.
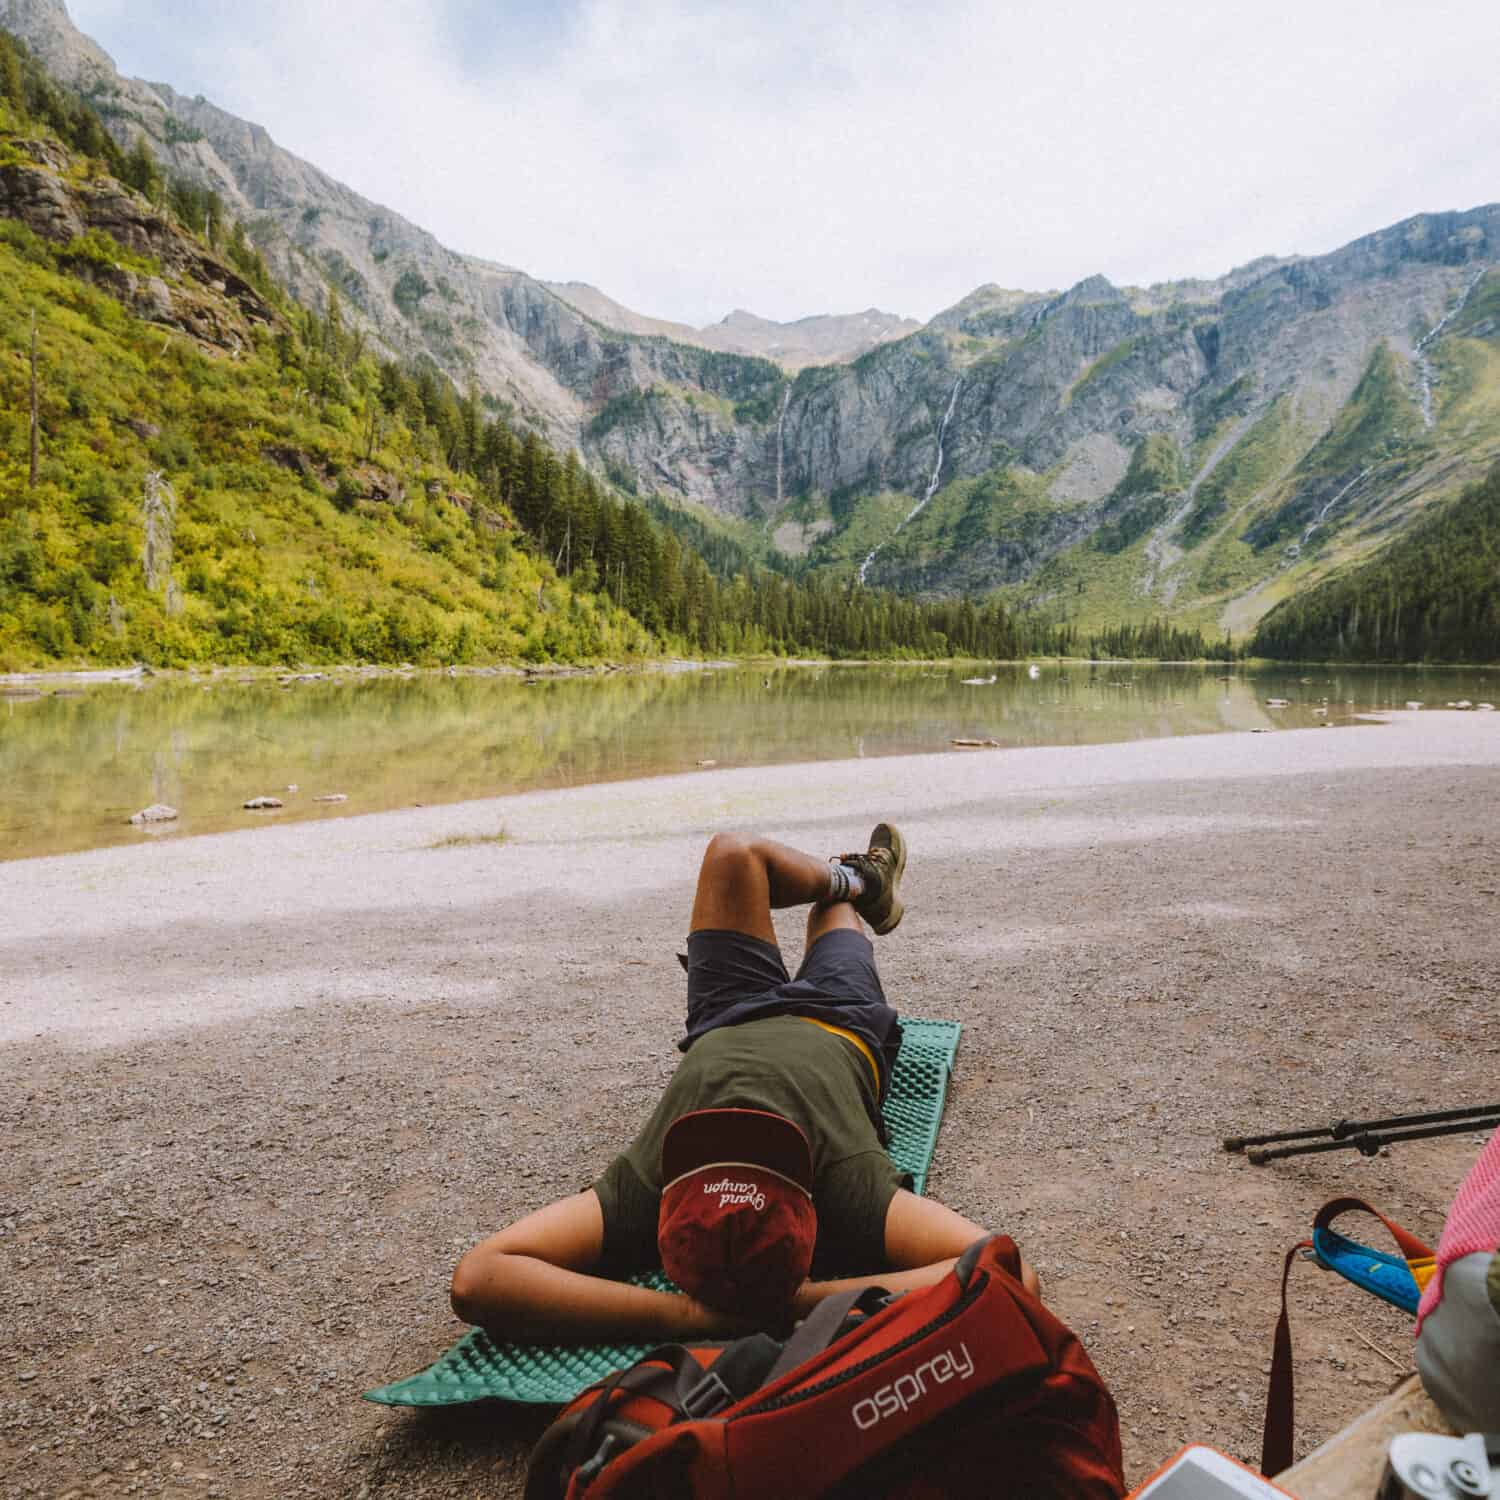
[679,1369,733,1420]
[576,1433,623,1490]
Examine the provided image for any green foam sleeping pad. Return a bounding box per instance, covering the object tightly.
[364,1017,961,1408]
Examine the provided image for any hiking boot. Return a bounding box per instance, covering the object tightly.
[838,822,907,936]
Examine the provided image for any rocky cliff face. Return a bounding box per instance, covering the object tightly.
[0,135,279,348]
[724,214,1496,631]
[785,224,1498,508]
[0,0,787,462]
[6,0,1499,632]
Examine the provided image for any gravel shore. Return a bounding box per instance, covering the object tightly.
[4,713,1497,1497]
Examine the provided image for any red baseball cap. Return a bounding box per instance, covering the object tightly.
[657,1108,817,1319]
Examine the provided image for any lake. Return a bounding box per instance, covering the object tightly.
[2,661,1495,861]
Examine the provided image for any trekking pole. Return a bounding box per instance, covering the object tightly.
[1224,1103,1500,1155]
[1244,1114,1500,1165]
[1327,1104,1500,1139]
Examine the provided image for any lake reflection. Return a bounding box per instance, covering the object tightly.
[2,662,1495,861]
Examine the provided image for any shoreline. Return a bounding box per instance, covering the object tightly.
[0,654,1085,691]
[4,667,1496,865]
[5,715,1499,1496]
[22,658,1499,866]
[5,653,1497,699]
[6,710,1496,1011]
[0,657,738,690]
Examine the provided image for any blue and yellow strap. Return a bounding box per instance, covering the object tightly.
[1309,1195,1435,1315]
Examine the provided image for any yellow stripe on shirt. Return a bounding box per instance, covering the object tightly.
[797,1016,880,1091]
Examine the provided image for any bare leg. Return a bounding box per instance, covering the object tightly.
[688,832,836,945]
[805,898,864,950]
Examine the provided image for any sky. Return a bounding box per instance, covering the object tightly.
[64,0,1500,328]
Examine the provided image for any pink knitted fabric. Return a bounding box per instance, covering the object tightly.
[1416,1130,1500,1331]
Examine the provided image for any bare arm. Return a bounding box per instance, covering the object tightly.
[450,1191,754,1342]
[450,1187,1039,1342]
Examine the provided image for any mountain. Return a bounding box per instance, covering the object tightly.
[703,307,922,369]
[0,121,701,668]
[5,0,1500,643]
[542,284,919,370]
[782,223,1500,636]
[0,66,678,668]
[0,0,789,457]
[0,48,1087,671]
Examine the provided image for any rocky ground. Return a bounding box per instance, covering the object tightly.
[3,714,1497,1498]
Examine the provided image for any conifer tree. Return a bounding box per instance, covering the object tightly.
[28,308,39,488]
[1,35,27,111]
[122,134,161,201]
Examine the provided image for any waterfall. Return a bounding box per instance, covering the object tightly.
[1412,266,1488,429]
[859,378,962,585]
[1299,465,1374,549]
[1140,411,1255,601]
[1289,265,1488,558]
[774,386,790,510]
[1285,265,1488,562]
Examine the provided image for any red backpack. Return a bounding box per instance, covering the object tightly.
[525,1235,1125,1500]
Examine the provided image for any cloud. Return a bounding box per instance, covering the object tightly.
[67,0,1500,325]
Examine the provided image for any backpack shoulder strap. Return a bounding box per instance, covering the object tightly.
[764,1286,890,1384]
[1313,1196,1433,1262]
[539,1333,785,1498]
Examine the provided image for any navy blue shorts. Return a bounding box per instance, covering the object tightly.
[678,927,900,1096]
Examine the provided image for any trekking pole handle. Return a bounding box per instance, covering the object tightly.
[1224,1124,1332,1152]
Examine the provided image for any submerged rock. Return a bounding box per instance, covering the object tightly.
[313,793,348,803]
[129,803,178,825]
[243,796,283,810]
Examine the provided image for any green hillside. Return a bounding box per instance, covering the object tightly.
[0,34,663,670]
[1242,343,1421,552]
[0,234,665,669]
[1250,465,1500,661]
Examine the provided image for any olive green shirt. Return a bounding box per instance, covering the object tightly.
[593,1015,909,1276]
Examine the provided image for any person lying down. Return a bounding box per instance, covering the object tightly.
[450,824,1038,1341]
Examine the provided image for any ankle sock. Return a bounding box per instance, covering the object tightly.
[826,860,865,904]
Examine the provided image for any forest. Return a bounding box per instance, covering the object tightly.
[1251,466,1500,662]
